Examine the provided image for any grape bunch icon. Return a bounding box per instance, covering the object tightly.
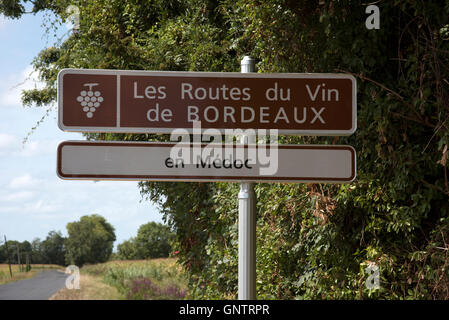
[76,83,103,118]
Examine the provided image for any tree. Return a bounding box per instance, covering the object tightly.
[30,238,44,264]
[4,240,20,264]
[20,241,32,255]
[135,222,174,259]
[65,214,116,266]
[0,233,65,265]
[0,239,5,263]
[116,238,140,260]
[117,222,174,260]
[41,231,66,265]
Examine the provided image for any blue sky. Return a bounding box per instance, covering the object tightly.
[0,12,163,247]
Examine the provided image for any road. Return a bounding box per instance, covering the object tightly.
[0,270,69,300]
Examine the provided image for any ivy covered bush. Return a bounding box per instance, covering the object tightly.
[3,0,449,299]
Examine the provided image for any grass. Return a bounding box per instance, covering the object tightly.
[0,264,62,285]
[23,258,188,300]
[82,258,188,300]
[50,274,122,300]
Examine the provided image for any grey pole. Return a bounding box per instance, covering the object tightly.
[238,56,256,300]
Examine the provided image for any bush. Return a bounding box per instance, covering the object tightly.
[83,259,188,299]
[127,277,186,300]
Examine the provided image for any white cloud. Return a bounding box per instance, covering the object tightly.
[0,199,61,214]
[0,190,35,202]
[8,174,41,189]
[0,65,45,109]
[0,15,10,31]
[29,199,62,213]
[19,138,61,157]
[0,132,63,157]
[0,133,18,150]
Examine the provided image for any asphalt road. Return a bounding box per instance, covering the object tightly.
[0,270,69,300]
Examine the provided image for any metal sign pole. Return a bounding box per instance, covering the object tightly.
[238,56,257,300]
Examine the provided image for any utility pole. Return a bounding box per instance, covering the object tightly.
[26,253,31,272]
[4,236,12,278]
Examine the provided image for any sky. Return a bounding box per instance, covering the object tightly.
[0,11,163,248]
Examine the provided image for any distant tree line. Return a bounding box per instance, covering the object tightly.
[1,215,172,267]
[0,231,66,266]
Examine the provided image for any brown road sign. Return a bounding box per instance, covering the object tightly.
[57,141,356,183]
[58,69,357,135]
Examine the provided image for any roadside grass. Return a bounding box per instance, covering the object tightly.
[82,258,188,300]
[50,274,122,300]
[0,264,62,285]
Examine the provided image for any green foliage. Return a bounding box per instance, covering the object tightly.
[22,231,67,265]
[0,239,33,264]
[0,0,29,18]
[65,214,116,266]
[7,0,449,299]
[29,238,44,264]
[117,222,174,260]
[40,231,66,266]
[0,245,5,263]
[135,222,174,258]
[116,238,141,260]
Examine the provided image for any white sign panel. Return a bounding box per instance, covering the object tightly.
[57,141,356,183]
